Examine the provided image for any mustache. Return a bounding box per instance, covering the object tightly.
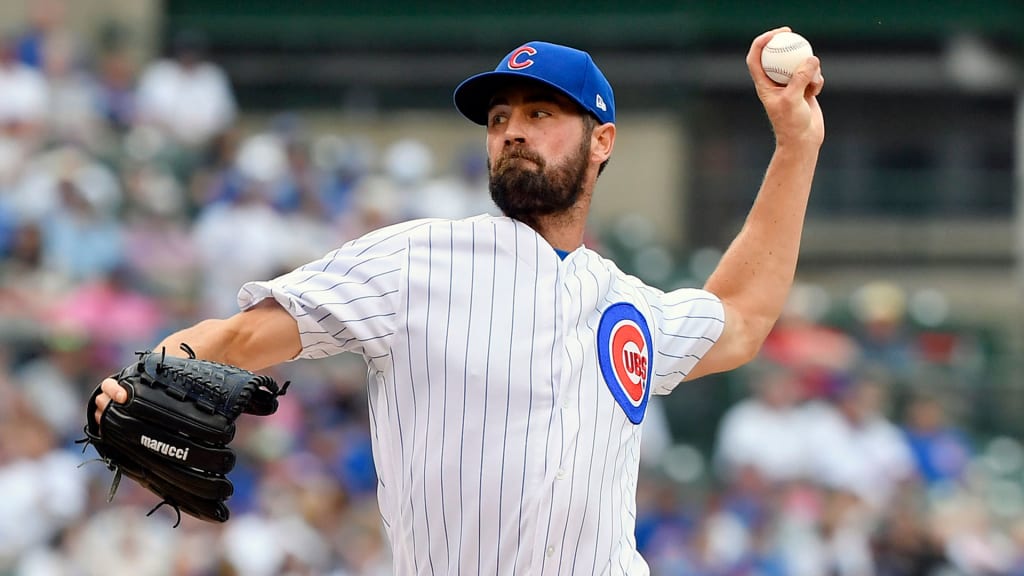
[493,146,546,172]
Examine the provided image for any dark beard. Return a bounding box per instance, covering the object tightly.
[488,138,590,228]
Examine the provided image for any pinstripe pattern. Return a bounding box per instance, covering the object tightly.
[238,215,724,575]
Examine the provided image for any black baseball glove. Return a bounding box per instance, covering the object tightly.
[80,344,289,526]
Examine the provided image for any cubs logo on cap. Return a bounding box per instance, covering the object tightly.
[507,46,537,70]
[597,302,653,424]
[453,41,615,126]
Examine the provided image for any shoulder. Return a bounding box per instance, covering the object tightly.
[572,249,691,295]
[336,218,437,257]
[573,247,629,279]
[571,248,721,313]
[342,216,503,254]
[374,214,523,243]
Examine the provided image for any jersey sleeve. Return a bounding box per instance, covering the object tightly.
[645,286,725,395]
[236,223,415,360]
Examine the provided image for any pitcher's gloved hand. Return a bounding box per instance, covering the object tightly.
[80,344,289,526]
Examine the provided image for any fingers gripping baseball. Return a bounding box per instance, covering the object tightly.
[748,28,825,148]
[747,27,791,88]
[787,57,824,97]
[777,56,825,147]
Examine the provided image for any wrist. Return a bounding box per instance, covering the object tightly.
[774,138,822,160]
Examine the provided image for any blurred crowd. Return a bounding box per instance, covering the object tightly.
[0,3,1022,575]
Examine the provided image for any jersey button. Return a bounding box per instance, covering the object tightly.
[556,468,567,480]
[546,546,555,557]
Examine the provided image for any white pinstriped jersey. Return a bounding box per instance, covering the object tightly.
[239,215,725,575]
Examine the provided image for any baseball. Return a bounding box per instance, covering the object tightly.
[760,31,813,85]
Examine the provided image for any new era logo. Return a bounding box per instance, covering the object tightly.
[595,94,606,112]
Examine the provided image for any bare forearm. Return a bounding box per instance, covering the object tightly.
[154,319,243,363]
[154,300,301,371]
[686,29,825,380]
[704,142,819,340]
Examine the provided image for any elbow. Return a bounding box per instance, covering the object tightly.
[733,337,762,369]
[734,315,777,367]
[694,300,780,379]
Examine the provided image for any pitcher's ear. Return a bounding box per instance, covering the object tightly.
[592,122,615,163]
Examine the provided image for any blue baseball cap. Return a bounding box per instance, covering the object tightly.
[454,41,615,126]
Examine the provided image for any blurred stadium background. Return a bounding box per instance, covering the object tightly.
[0,1,1022,574]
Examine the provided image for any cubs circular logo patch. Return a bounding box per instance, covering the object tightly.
[597,303,653,424]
